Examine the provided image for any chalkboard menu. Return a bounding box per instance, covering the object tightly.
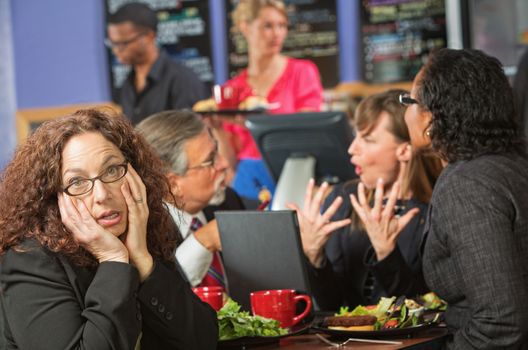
[360,0,447,83]
[225,0,339,88]
[105,0,214,101]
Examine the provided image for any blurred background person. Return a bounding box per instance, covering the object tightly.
[107,2,208,124]
[0,109,217,349]
[137,110,245,288]
[290,90,442,310]
[219,0,324,202]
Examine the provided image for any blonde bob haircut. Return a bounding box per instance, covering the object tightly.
[231,0,287,32]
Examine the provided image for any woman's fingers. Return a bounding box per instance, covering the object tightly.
[350,194,367,223]
[383,181,400,218]
[357,182,368,209]
[323,218,352,235]
[121,180,135,209]
[286,202,300,213]
[309,181,328,219]
[319,196,343,225]
[125,164,147,205]
[302,178,315,214]
[397,208,420,233]
[371,178,384,219]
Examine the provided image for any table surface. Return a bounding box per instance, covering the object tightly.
[219,327,448,350]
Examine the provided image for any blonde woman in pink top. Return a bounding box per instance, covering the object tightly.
[221,0,324,200]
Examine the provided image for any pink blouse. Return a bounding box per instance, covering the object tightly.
[222,58,323,159]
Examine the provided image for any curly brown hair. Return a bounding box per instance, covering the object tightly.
[0,109,180,266]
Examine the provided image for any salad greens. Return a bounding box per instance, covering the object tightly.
[421,292,447,311]
[217,299,288,340]
[335,296,421,330]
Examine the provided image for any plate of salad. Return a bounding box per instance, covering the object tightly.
[312,294,444,338]
[217,299,310,348]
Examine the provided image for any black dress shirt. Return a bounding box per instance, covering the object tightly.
[119,50,208,125]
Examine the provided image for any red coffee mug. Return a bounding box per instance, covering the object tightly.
[194,291,224,311]
[213,84,239,109]
[250,289,312,328]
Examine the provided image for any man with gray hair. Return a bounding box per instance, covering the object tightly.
[137,110,244,287]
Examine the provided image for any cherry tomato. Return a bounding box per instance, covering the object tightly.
[383,319,399,329]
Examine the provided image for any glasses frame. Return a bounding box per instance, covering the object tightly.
[399,93,418,106]
[186,149,219,173]
[104,32,145,50]
[63,162,128,196]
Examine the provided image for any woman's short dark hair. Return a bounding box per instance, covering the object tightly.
[0,109,179,266]
[417,48,526,162]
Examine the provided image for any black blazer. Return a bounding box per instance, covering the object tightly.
[423,154,528,349]
[0,239,218,349]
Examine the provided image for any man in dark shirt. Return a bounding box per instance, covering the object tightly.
[106,2,208,124]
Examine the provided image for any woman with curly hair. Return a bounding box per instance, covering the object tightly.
[0,109,218,349]
[353,49,528,348]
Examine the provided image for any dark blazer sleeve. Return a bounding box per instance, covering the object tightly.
[431,173,528,348]
[138,259,218,349]
[0,246,141,350]
[369,243,428,297]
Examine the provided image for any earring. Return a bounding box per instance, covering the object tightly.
[426,129,431,137]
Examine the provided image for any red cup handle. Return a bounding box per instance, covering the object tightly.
[291,294,312,327]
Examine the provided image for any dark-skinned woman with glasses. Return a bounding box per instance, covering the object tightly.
[0,109,218,349]
[353,49,528,348]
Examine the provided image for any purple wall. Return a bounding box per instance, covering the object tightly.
[11,0,111,108]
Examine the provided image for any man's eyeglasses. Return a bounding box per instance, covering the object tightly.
[186,149,219,172]
[104,33,144,50]
[63,163,128,196]
[399,93,418,106]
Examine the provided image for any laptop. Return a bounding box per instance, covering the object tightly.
[215,210,313,311]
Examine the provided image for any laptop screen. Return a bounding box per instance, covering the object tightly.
[216,210,312,311]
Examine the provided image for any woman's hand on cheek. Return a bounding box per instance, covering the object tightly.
[57,193,128,263]
[121,164,153,281]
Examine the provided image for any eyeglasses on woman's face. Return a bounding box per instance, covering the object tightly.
[399,93,418,106]
[63,163,128,196]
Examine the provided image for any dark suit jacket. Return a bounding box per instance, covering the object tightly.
[423,154,528,349]
[0,240,218,349]
[307,181,429,311]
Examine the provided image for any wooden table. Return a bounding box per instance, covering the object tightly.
[219,327,447,349]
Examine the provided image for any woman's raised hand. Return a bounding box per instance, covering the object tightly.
[120,164,153,281]
[58,193,129,264]
[350,178,419,261]
[287,179,351,268]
